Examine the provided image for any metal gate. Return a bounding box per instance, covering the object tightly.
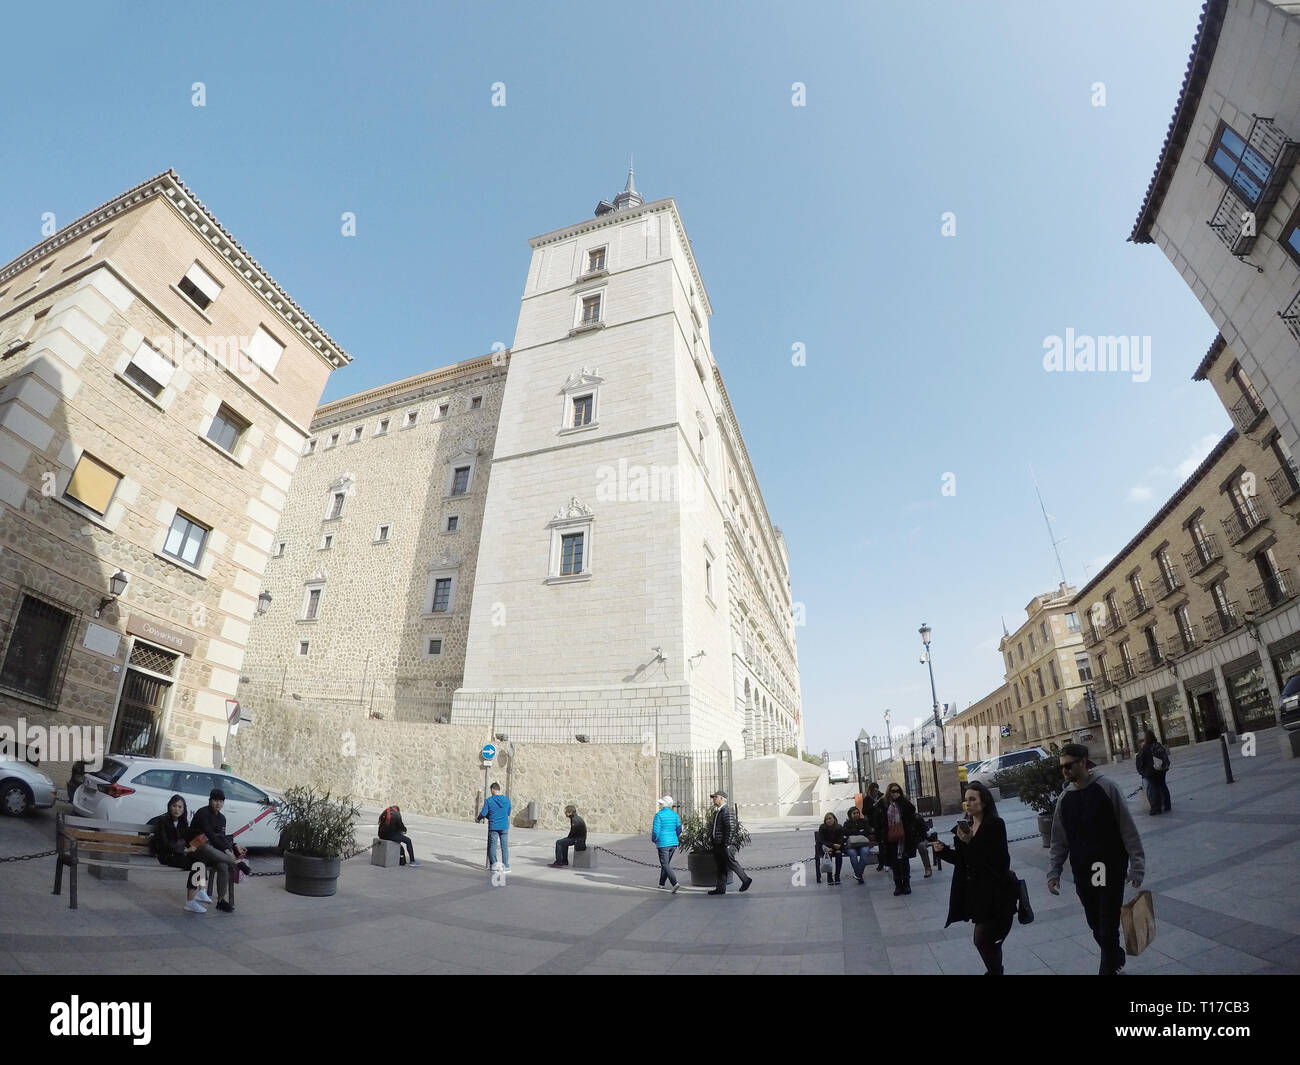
[110,670,169,756]
[660,742,732,821]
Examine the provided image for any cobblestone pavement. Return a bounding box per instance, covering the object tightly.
[2,735,1296,975]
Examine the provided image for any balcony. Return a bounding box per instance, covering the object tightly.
[1156,563,1185,600]
[1222,504,1268,545]
[1203,602,1243,643]
[1097,675,1118,694]
[1176,622,1202,655]
[1137,644,1167,673]
[1183,534,1223,576]
[1083,624,1105,648]
[1229,393,1268,434]
[1120,658,1138,682]
[1123,594,1152,622]
[1282,287,1300,344]
[1207,116,1299,258]
[1105,611,1126,636]
[1247,568,1296,614]
[1267,463,1300,507]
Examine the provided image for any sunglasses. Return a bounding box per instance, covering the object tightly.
[1060,759,1080,769]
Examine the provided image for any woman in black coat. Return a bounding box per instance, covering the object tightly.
[875,782,921,895]
[864,782,887,871]
[819,812,846,885]
[149,794,206,912]
[931,781,1016,974]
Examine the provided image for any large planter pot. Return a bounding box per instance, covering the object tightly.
[687,850,737,887]
[284,852,342,897]
[1036,813,1054,848]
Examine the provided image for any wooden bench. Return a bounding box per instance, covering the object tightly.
[52,813,235,910]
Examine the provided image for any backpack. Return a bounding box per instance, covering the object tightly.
[379,806,398,831]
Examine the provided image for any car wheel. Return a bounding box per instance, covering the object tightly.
[1,781,32,816]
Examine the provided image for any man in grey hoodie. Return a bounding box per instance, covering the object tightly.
[1046,743,1145,975]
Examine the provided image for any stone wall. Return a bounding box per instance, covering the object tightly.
[227,699,658,833]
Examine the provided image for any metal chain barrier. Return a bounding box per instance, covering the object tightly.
[0,848,56,863]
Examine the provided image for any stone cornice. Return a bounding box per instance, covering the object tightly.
[528,197,713,319]
[313,354,504,426]
[0,169,354,369]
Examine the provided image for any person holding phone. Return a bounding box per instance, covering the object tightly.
[931,781,1016,974]
[874,782,920,895]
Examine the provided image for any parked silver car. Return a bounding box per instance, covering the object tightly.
[0,758,59,816]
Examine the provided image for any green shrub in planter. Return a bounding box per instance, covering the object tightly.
[272,786,362,897]
[677,810,751,854]
[992,744,1064,816]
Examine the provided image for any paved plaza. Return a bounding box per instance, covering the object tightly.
[2,736,1297,975]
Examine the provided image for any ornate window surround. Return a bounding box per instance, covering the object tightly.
[544,497,594,584]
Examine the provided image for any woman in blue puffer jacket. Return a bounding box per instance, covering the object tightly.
[651,796,683,893]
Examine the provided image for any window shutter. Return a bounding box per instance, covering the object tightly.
[184,262,224,303]
[130,341,175,388]
[247,326,284,374]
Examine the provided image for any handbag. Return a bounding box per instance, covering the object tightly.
[818,856,833,877]
[1014,874,1034,924]
[1121,890,1157,956]
[887,821,904,843]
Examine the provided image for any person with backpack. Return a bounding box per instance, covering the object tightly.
[1135,728,1172,815]
[651,795,683,892]
[378,804,419,866]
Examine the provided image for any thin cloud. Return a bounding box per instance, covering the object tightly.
[1127,484,1153,503]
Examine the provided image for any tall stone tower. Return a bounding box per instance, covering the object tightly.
[454,169,767,752]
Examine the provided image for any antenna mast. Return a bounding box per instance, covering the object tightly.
[1031,466,1068,587]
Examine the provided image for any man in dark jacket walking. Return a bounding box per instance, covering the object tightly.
[1047,744,1145,975]
[1136,729,1172,815]
[707,790,751,895]
[189,789,243,913]
[550,804,587,867]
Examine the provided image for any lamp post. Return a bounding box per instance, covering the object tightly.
[920,623,944,751]
[883,709,892,761]
[94,570,130,618]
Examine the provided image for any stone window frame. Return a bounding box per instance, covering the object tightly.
[558,369,603,436]
[115,338,177,411]
[374,417,390,436]
[325,491,346,521]
[348,425,364,444]
[273,540,287,558]
[326,432,340,449]
[570,286,608,335]
[203,403,251,462]
[319,534,333,551]
[704,539,717,610]
[425,638,444,658]
[444,444,478,498]
[300,579,326,622]
[374,523,392,544]
[544,501,594,585]
[443,514,460,535]
[403,409,419,429]
[303,437,317,456]
[469,395,483,412]
[297,640,310,657]
[0,588,78,708]
[59,449,125,527]
[424,567,459,615]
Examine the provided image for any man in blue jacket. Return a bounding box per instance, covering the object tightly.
[476,782,511,871]
[651,795,682,892]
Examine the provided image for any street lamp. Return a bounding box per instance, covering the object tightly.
[94,570,130,617]
[883,708,892,760]
[256,590,273,617]
[920,623,944,749]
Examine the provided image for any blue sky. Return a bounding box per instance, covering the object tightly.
[0,1,1228,753]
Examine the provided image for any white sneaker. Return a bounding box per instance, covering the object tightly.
[195,890,213,904]
[184,900,207,913]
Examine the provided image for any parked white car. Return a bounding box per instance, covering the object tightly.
[827,759,851,784]
[0,759,58,816]
[966,747,1051,798]
[73,756,283,848]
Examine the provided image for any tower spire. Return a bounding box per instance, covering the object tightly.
[611,161,642,211]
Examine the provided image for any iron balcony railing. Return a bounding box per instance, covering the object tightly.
[1207,116,1299,258]
[1123,593,1152,622]
[1222,504,1268,545]
[1203,602,1243,643]
[1282,287,1300,344]
[1096,675,1118,694]
[1105,610,1126,636]
[1137,644,1167,673]
[1183,534,1223,576]
[1120,657,1138,681]
[1267,463,1300,507]
[1247,568,1295,613]
[1083,623,1106,648]
[1177,621,1202,655]
[1156,563,1185,600]
[1229,393,1268,434]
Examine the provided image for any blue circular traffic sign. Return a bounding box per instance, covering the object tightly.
[481,743,497,761]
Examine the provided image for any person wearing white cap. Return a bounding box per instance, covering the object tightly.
[651,796,683,893]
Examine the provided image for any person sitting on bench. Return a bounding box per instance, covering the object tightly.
[378,805,419,866]
[550,804,587,867]
[150,794,208,913]
[188,789,244,913]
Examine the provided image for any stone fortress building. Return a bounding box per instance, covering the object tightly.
[242,170,804,758]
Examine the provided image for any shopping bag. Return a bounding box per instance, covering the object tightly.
[818,857,833,878]
[1121,890,1156,956]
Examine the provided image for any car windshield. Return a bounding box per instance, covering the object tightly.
[1282,675,1300,698]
